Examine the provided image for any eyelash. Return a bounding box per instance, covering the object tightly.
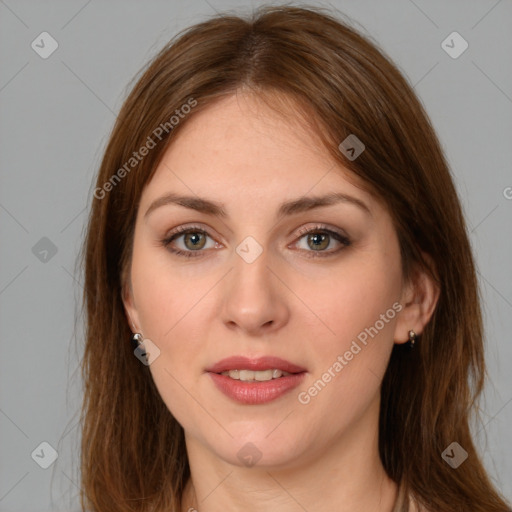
[161,224,351,259]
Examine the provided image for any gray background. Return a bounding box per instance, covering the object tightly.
[0,0,511,510]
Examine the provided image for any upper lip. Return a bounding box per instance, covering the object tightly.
[206,356,307,374]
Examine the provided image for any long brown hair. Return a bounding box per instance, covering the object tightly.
[79,5,510,511]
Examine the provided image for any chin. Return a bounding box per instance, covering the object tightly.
[203,428,311,470]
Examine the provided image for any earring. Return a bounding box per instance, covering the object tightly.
[130,332,144,352]
[408,330,417,348]
[131,332,150,364]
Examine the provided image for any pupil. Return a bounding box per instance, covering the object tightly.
[309,233,328,250]
[185,233,204,249]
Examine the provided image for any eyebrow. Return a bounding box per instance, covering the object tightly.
[144,191,372,221]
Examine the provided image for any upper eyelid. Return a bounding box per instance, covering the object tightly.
[164,224,210,238]
[166,223,344,236]
[296,224,344,236]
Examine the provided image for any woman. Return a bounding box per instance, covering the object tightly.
[79,5,511,511]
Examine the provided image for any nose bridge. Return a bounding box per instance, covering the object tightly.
[220,235,288,333]
[233,238,271,294]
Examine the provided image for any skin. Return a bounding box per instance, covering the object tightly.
[122,92,438,512]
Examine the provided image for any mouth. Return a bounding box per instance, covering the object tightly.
[205,356,307,404]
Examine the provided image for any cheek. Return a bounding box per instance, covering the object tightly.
[295,288,399,439]
[296,254,402,347]
[292,243,402,414]
[129,238,211,375]
[130,236,204,340]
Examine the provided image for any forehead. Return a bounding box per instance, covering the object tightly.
[141,91,375,213]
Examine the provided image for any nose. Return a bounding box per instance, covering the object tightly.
[220,245,290,336]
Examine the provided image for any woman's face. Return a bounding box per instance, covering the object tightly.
[123,92,412,468]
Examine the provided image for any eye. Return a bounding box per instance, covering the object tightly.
[161,223,351,259]
[292,224,351,258]
[161,225,219,258]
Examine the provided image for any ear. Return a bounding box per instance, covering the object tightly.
[121,274,141,334]
[394,253,440,344]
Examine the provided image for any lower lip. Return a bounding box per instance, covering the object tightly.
[208,372,306,405]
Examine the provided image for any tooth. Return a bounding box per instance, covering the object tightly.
[254,369,273,381]
[220,369,294,381]
[239,370,255,381]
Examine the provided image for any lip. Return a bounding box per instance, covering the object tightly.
[208,372,306,405]
[205,356,307,405]
[205,356,307,374]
